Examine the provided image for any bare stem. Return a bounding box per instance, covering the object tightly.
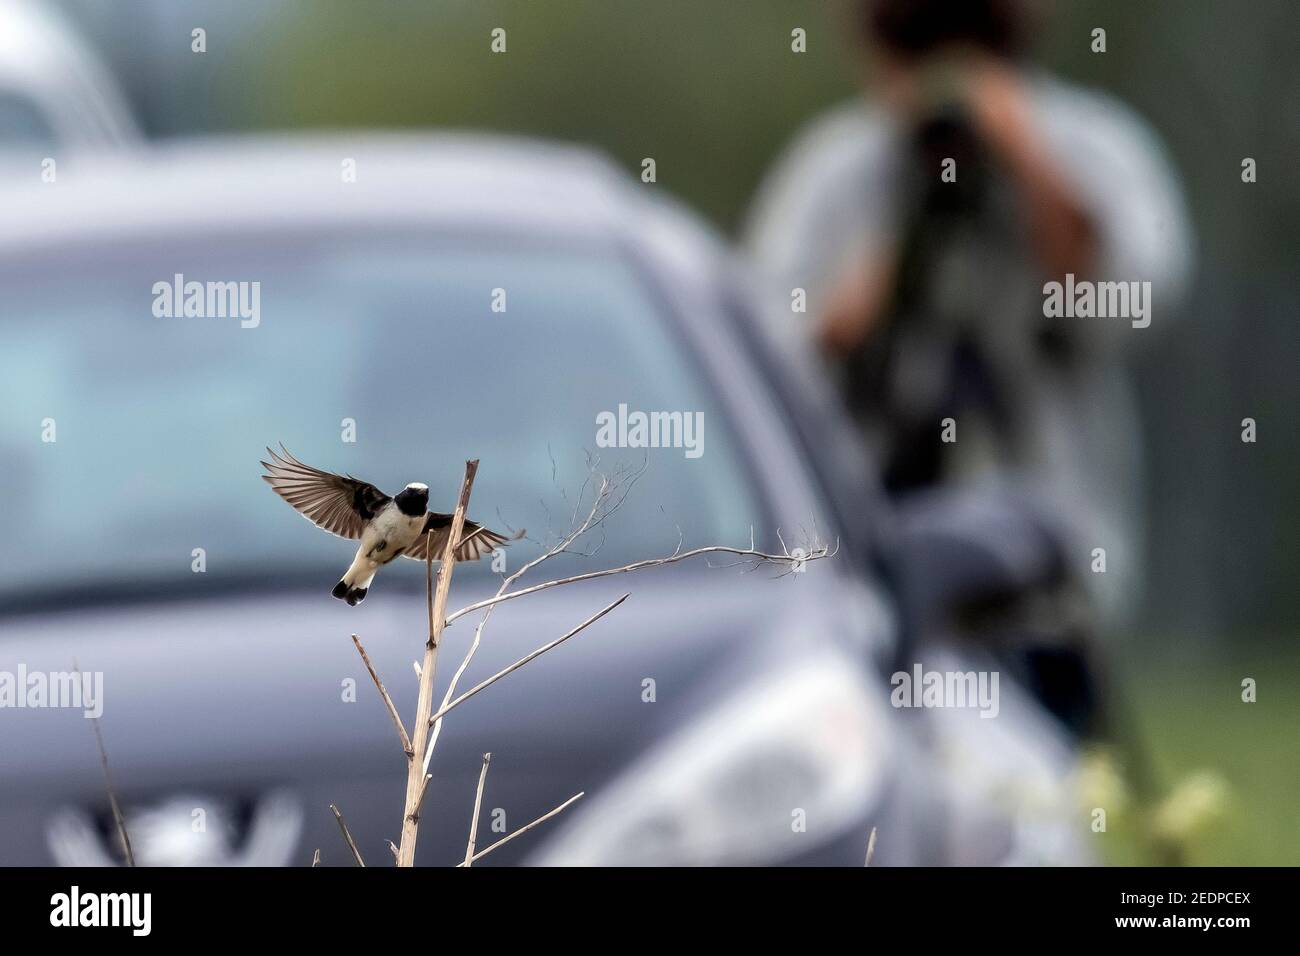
[428,593,629,730]
[865,827,878,867]
[351,633,413,758]
[412,772,434,820]
[420,487,608,772]
[396,460,478,867]
[76,661,134,867]
[446,542,828,627]
[424,465,825,778]
[330,804,366,867]
[427,525,436,641]
[464,753,491,866]
[456,792,584,866]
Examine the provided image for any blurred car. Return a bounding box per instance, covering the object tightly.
[0,133,1087,866]
[0,0,140,152]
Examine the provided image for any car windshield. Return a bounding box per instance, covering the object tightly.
[0,232,765,602]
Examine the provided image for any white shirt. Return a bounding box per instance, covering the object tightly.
[743,75,1194,623]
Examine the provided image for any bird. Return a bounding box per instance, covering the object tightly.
[260,446,517,606]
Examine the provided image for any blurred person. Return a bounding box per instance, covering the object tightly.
[745,0,1192,624]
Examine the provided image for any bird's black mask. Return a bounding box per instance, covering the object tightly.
[394,486,429,517]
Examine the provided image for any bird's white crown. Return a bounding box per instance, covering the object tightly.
[405,482,429,491]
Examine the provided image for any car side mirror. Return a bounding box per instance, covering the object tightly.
[884,486,1103,737]
[887,486,1072,637]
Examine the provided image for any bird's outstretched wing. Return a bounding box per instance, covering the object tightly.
[402,513,519,563]
[260,445,391,540]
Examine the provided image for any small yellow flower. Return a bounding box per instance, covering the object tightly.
[1152,771,1230,843]
[1075,745,1129,819]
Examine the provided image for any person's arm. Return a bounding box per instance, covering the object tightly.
[816,59,1099,360]
[964,59,1097,280]
[743,105,900,358]
[816,241,897,356]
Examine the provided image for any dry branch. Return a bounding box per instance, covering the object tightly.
[427,593,629,730]
[396,460,477,866]
[340,458,833,868]
[351,633,412,758]
[75,661,135,867]
[422,465,824,776]
[445,541,829,628]
[421,475,617,772]
[330,803,365,867]
[455,792,584,866]
[90,717,134,867]
[464,752,491,866]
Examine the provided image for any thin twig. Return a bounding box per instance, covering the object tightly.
[421,483,611,773]
[388,840,399,863]
[351,633,413,758]
[90,717,135,867]
[464,753,491,866]
[425,463,824,777]
[76,661,134,867]
[330,804,366,867]
[456,792,584,866]
[865,827,878,867]
[428,593,628,729]
[424,468,653,771]
[426,528,436,644]
[446,541,829,626]
[312,848,321,868]
[412,772,434,820]
[341,457,834,872]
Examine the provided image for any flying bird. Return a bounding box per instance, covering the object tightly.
[260,446,516,606]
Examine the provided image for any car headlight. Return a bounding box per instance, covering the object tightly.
[528,648,891,866]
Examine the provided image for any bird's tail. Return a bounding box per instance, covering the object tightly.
[333,557,376,606]
[332,579,370,606]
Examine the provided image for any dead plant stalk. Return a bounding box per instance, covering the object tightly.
[395,459,477,866]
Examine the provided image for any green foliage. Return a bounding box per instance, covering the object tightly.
[231,0,858,229]
[1103,646,1300,866]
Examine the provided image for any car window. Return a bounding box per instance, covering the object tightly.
[0,234,765,600]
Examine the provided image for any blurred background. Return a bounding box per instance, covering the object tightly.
[3,0,1296,865]
[46,0,1297,640]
